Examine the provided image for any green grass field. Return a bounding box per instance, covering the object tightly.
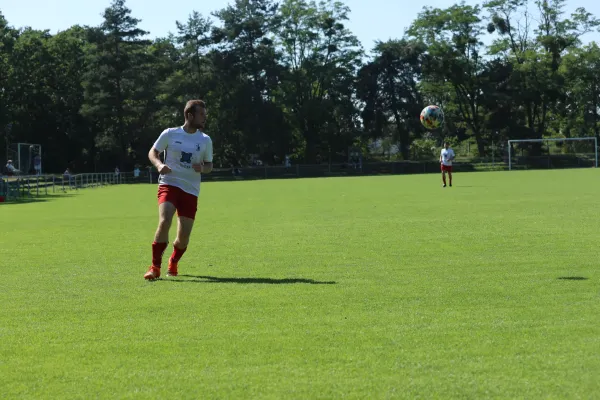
[1,170,599,399]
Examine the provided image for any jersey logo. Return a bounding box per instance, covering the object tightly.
[180,152,193,164]
[196,144,201,151]
[175,141,182,144]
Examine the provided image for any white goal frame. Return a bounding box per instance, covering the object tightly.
[508,137,598,170]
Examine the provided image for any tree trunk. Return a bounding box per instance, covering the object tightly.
[303,119,320,164]
[474,132,485,156]
[594,83,599,140]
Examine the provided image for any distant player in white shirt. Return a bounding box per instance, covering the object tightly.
[439,141,455,187]
[144,100,213,280]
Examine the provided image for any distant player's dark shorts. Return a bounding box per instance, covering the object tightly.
[441,164,453,172]
[157,185,198,219]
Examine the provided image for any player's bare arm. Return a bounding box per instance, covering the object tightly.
[148,148,172,174]
[144,99,211,282]
[191,162,212,174]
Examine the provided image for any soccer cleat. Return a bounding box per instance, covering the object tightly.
[144,266,161,280]
[442,184,447,188]
[167,259,178,277]
[449,184,452,187]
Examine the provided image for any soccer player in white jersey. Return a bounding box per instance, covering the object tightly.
[144,100,213,280]
[440,141,455,187]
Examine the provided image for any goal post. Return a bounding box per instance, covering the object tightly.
[508,137,598,171]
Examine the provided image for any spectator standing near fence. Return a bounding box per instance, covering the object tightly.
[33,154,41,175]
[5,160,18,176]
[63,168,72,188]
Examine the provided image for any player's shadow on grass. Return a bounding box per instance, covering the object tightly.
[557,276,589,281]
[163,274,336,285]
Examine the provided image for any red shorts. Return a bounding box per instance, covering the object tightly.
[157,185,198,219]
[441,164,453,172]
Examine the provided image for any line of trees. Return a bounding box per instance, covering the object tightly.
[1,0,599,172]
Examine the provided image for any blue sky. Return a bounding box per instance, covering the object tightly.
[2,0,599,53]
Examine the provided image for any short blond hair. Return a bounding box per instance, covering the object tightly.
[184,100,206,118]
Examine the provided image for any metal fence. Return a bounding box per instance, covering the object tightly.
[0,170,153,202]
[0,163,464,202]
[2,157,596,203]
[198,161,504,182]
[1,175,56,202]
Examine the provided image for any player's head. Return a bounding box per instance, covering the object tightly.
[184,100,207,130]
[444,141,450,149]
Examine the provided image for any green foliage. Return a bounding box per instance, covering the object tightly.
[560,43,600,138]
[410,137,438,160]
[1,0,600,170]
[81,0,155,168]
[357,39,425,159]
[277,0,363,162]
[408,3,490,154]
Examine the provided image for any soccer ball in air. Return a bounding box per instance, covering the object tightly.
[420,105,444,130]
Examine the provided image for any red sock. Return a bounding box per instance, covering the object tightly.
[170,245,187,263]
[152,241,168,268]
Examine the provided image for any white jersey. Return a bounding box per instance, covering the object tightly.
[440,148,455,166]
[153,126,213,197]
